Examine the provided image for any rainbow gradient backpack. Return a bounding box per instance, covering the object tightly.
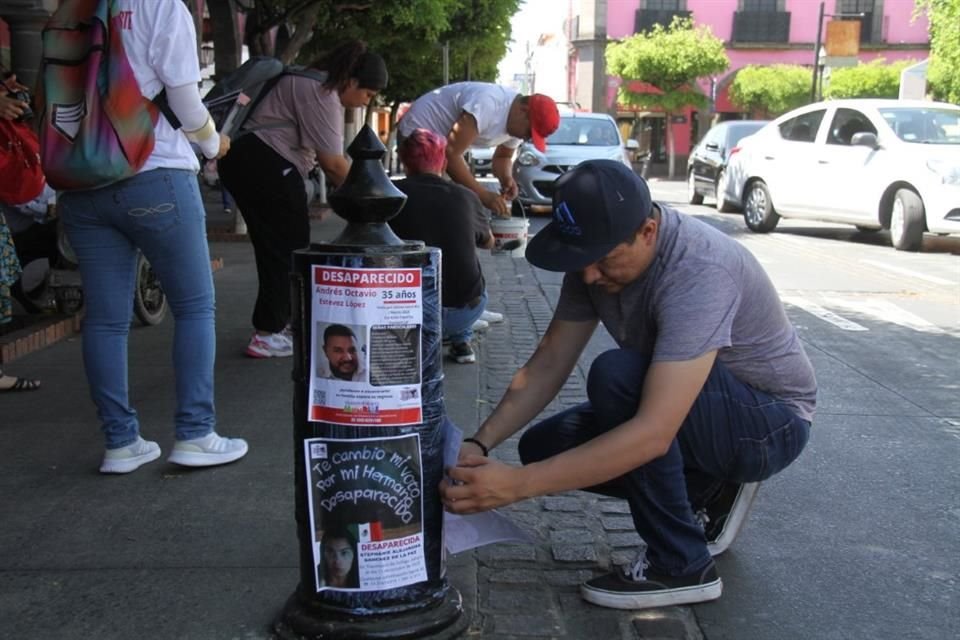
[36,0,158,191]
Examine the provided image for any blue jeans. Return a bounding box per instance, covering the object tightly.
[59,169,216,449]
[518,349,810,576]
[442,290,487,344]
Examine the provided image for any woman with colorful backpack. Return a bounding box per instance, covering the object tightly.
[216,40,388,359]
[39,0,246,473]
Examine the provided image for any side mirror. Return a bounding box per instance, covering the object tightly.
[625,139,640,150]
[850,132,880,149]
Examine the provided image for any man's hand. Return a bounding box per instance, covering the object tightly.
[216,133,231,159]
[479,189,509,217]
[458,440,487,463]
[499,175,518,201]
[441,456,526,514]
[0,93,26,121]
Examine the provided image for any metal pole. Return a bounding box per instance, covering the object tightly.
[442,42,449,85]
[810,1,825,103]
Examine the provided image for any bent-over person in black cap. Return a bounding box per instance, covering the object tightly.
[440,159,817,610]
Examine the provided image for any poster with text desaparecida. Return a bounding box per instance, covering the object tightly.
[305,434,427,592]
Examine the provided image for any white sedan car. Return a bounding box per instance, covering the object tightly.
[512,111,638,213]
[726,99,960,250]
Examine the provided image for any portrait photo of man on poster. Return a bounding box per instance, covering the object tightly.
[316,323,367,382]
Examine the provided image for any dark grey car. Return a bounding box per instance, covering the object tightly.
[686,120,766,212]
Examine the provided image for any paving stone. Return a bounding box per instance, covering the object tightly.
[486,544,538,562]
[543,569,598,586]
[549,529,593,545]
[542,496,586,512]
[492,614,564,637]
[601,516,637,531]
[598,500,632,514]
[607,532,643,548]
[551,544,598,562]
[485,586,553,612]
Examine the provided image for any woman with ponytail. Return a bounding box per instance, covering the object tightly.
[218,40,388,359]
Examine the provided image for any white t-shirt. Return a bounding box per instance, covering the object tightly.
[398,82,521,149]
[116,0,202,173]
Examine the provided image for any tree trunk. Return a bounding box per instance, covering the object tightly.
[278,3,323,64]
[666,112,676,179]
[207,0,241,79]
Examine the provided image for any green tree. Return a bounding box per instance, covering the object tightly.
[916,0,960,103]
[729,64,812,117]
[824,58,919,99]
[606,17,728,178]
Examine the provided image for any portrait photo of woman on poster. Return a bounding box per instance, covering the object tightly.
[318,524,360,589]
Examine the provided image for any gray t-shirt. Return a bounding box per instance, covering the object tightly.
[247,75,344,178]
[555,203,817,422]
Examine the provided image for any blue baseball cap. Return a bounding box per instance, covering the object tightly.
[525,160,653,272]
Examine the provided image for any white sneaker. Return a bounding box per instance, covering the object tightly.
[100,437,161,474]
[168,432,249,468]
[245,332,293,358]
[480,310,504,323]
[472,319,490,332]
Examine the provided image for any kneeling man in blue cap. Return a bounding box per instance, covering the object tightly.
[441,159,817,609]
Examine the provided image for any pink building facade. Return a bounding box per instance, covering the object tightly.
[571,0,930,172]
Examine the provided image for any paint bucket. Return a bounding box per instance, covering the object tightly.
[490,210,529,258]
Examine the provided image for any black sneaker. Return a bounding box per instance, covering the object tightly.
[448,342,476,364]
[693,481,760,556]
[581,555,722,610]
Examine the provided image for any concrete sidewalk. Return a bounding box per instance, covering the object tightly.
[0,201,703,639]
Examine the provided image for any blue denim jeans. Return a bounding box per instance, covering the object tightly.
[518,349,810,576]
[442,290,487,344]
[59,169,216,449]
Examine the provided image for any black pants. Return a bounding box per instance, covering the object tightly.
[218,135,309,334]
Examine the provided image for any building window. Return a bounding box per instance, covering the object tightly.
[635,1,690,33]
[644,0,684,10]
[742,0,778,11]
[837,0,878,43]
[732,3,791,43]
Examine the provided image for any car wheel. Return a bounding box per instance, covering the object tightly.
[687,171,704,205]
[715,170,736,212]
[743,181,779,233]
[889,188,925,252]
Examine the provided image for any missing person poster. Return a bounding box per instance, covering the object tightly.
[308,265,423,426]
[305,435,427,592]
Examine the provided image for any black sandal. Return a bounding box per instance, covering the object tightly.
[0,376,41,392]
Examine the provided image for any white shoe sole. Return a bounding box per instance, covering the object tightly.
[708,482,760,556]
[580,578,722,610]
[168,443,249,468]
[99,447,162,474]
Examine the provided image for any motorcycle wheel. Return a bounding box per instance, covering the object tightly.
[133,253,168,326]
[54,287,84,316]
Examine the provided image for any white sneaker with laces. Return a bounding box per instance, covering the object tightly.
[480,310,504,323]
[168,432,249,468]
[472,318,490,332]
[100,437,161,474]
[245,332,293,358]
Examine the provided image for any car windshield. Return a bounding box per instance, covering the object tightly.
[546,118,620,146]
[878,107,960,144]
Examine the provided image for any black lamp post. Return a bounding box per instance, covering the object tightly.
[275,125,467,639]
[810,2,866,102]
